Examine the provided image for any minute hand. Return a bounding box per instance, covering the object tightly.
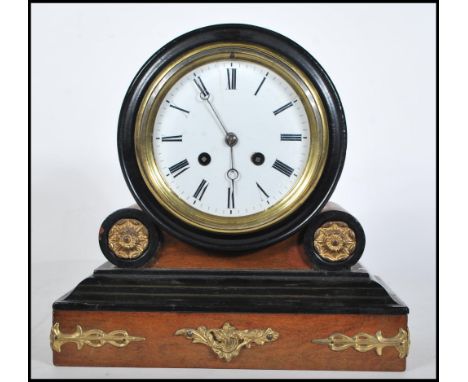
[193,76,229,137]
[205,98,229,136]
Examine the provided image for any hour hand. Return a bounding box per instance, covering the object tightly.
[227,169,239,210]
[227,182,235,210]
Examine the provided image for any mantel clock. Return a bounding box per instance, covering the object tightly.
[51,24,409,372]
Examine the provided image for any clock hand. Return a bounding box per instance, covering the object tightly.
[194,75,240,211]
[231,178,235,209]
[229,147,236,209]
[206,99,230,136]
[229,146,234,169]
[193,76,231,138]
[227,166,239,210]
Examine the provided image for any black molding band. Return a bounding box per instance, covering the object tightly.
[53,263,408,315]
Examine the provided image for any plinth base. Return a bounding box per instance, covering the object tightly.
[51,263,409,371]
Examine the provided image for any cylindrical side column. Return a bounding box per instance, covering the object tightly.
[302,202,366,270]
[98,206,162,268]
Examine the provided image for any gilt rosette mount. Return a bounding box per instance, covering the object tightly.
[175,322,279,362]
[313,221,356,262]
[108,218,149,259]
[303,209,366,270]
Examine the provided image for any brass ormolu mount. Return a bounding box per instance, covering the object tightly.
[313,328,410,358]
[175,322,279,362]
[313,221,356,262]
[50,323,145,352]
[108,218,149,259]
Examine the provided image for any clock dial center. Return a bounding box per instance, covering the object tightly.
[225,132,238,147]
[227,168,239,180]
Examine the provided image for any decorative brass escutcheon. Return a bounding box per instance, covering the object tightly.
[175,322,279,362]
[313,328,409,358]
[313,221,356,261]
[50,323,145,352]
[108,218,149,259]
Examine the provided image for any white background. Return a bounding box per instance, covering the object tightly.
[29,3,436,379]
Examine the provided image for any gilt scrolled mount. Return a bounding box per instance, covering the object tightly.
[175,322,279,362]
[313,328,410,359]
[50,323,145,353]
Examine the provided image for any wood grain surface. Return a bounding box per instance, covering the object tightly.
[52,310,407,371]
[149,232,313,270]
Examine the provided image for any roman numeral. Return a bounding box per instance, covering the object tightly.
[193,75,209,97]
[273,100,296,115]
[193,179,209,201]
[256,182,269,198]
[161,135,182,142]
[254,72,269,96]
[166,100,190,114]
[227,186,235,209]
[169,159,189,178]
[280,133,302,141]
[272,159,294,177]
[227,68,236,90]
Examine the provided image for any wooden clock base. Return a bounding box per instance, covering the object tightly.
[51,261,409,371]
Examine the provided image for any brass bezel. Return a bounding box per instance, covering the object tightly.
[134,42,329,233]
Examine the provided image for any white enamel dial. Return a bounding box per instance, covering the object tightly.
[152,59,311,218]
